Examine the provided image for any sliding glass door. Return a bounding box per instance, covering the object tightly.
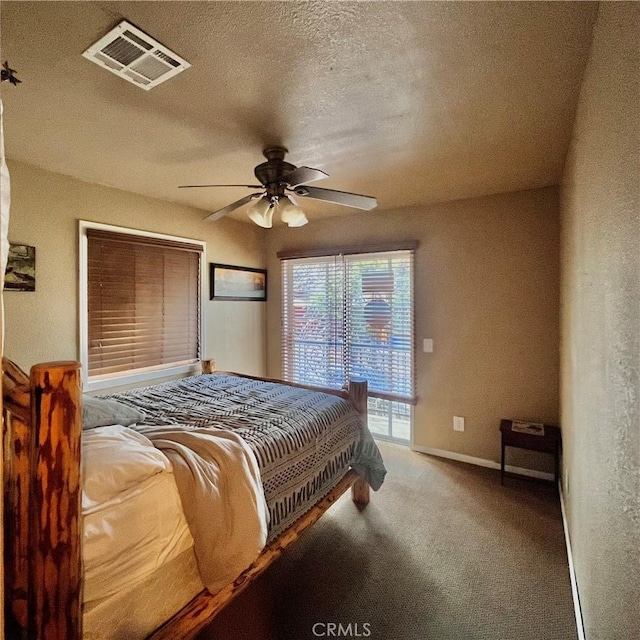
[282,249,415,443]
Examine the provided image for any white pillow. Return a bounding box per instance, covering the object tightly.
[82,425,171,512]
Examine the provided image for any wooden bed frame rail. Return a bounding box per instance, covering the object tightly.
[2,357,369,640]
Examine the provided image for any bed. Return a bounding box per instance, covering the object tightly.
[2,357,385,640]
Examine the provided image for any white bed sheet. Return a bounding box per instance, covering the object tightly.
[83,426,195,604]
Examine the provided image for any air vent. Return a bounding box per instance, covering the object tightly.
[82,21,190,90]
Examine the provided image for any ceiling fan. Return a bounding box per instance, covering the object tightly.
[179,147,378,228]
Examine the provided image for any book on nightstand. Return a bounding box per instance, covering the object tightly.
[510,420,545,436]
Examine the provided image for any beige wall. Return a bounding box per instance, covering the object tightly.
[266,187,560,470]
[4,160,267,380]
[560,3,640,639]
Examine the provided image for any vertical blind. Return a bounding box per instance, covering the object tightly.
[87,229,202,378]
[282,249,415,403]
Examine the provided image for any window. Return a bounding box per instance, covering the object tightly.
[80,222,204,390]
[281,246,415,442]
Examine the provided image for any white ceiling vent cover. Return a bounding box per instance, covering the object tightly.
[82,21,190,90]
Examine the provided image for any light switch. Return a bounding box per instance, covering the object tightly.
[423,338,433,353]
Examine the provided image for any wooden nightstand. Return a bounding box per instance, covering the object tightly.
[500,419,561,485]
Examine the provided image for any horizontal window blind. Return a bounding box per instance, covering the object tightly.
[344,251,414,401]
[282,256,344,389]
[87,229,202,378]
[282,249,415,403]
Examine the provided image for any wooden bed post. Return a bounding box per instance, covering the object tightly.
[3,359,83,640]
[201,358,216,374]
[29,362,83,640]
[348,377,370,508]
[3,358,33,633]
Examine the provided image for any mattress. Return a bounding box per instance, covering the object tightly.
[83,548,203,640]
[109,374,386,539]
[82,426,195,604]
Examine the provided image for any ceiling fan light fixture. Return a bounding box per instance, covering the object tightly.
[247,196,274,228]
[248,206,274,228]
[285,210,309,227]
[278,196,309,227]
[248,195,271,216]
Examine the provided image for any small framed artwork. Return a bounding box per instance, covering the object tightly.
[210,263,267,301]
[4,243,36,291]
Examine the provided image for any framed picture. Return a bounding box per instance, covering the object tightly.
[4,243,36,291]
[210,263,267,301]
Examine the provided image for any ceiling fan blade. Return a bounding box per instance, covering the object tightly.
[278,166,328,187]
[203,193,262,222]
[179,184,262,189]
[292,186,378,210]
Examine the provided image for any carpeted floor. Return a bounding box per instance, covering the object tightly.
[197,442,577,640]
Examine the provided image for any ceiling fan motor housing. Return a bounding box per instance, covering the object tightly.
[255,146,296,197]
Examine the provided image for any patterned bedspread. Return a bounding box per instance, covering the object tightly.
[108,374,386,540]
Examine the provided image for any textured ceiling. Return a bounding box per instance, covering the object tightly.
[0,1,597,223]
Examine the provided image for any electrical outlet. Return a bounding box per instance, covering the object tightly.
[423,338,433,353]
[453,416,465,432]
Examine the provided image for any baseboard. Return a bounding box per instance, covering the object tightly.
[410,444,556,481]
[559,482,586,640]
